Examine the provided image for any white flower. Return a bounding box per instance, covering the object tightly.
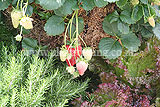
[15,34,22,41]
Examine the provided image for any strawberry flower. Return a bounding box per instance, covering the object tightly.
[15,34,22,41]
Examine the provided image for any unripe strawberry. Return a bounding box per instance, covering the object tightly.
[148,16,155,27]
[66,66,75,74]
[82,47,93,60]
[11,10,23,28]
[131,0,139,6]
[76,61,88,76]
[20,16,33,29]
[15,34,22,41]
[60,49,68,62]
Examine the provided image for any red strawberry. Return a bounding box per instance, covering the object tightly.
[76,61,88,76]
[66,45,82,66]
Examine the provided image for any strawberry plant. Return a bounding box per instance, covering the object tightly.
[1,0,160,106]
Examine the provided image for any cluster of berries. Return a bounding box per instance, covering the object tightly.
[60,45,93,77]
[11,8,33,41]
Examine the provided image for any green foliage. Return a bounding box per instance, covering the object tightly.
[38,0,66,10]
[99,38,122,59]
[0,0,11,10]
[121,33,140,52]
[94,0,108,7]
[0,45,89,107]
[44,15,65,36]
[153,23,160,40]
[127,47,158,77]
[54,0,77,16]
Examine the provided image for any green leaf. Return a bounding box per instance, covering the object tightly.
[131,5,143,22]
[26,5,33,16]
[0,1,10,10]
[140,0,148,4]
[154,5,160,17]
[120,10,135,24]
[22,38,38,50]
[54,0,77,16]
[141,26,153,38]
[38,0,65,10]
[44,15,65,36]
[82,0,96,11]
[94,0,108,7]
[116,0,127,8]
[106,11,119,23]
[103,17,120,36]
[121,33,140,52]
[118,20,130,34]
[99,38,122,59]
[153,23,160,40]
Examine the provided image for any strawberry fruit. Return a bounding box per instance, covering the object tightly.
[66,45,82,66]
[20,16,33,29]
[66,66,75,74]
[82,47,93,60]
[60,49,68,62]
[76,61,88,76]
[148,16,155,27]
[11,9,23,28]
[131,0,139,6]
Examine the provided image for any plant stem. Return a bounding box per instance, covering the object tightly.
[17,0,21,9]
[20,0,23,10]
[147,4,151,17]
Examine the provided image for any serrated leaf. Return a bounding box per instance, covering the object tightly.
[94,0,108,7]
[118,20,130,34]
[0,1,10,10]
[153,23,160,40]
[38,0,65,10]
[102,20,118,36]
[106,11,119,23]
[120,10,135,24]
[22,38,38,50]
[103,17,120,36]
[116,0,127,8]
[44,15,65,36]
[99,38,122,59]
[131,5,143,22]
[141,26,153,38]
[82,0,96,11]
[121,33,140,52]
[104,0,119,3]
[54,0,77,16]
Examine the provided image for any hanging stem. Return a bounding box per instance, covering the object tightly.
[79,35,87,47]
[20,0,23,10]
[147,4,151,16]
[75,9,80,57]
[64,11,77,46]
[17,0,21,9]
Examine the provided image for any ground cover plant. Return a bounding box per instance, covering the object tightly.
[0,0,160,106]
